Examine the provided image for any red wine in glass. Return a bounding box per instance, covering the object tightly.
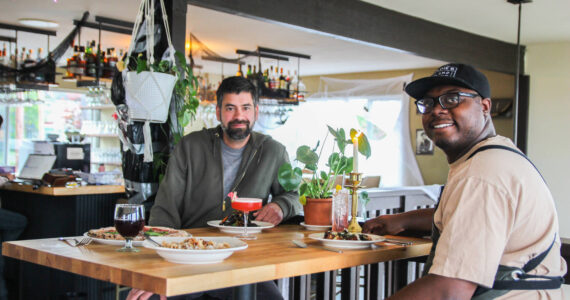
[114,204,145,252]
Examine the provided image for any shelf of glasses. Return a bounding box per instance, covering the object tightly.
[84,133,118,138]
[80,104,115,110]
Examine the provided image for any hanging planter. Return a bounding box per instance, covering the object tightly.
[122,0,177,162]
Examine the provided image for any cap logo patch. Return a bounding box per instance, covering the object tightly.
[433,65,458,78]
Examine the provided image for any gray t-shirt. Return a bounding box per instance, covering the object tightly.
[221,141,245,199]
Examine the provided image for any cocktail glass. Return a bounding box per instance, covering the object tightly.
[114,204,145,252]
[231,198,262,240]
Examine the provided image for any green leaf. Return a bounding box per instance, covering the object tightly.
[296,145,318,165]
[278,163,302,192]
[350,129,372,158]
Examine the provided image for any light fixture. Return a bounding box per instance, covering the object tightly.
[18,18,59,28]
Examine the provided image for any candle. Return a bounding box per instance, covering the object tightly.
[352,135,359,173]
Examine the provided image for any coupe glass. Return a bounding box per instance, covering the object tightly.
[114,204,145,252]
[231,198,262,240]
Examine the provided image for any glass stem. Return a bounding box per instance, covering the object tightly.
[125,238,133,249]
[243,212,248,237]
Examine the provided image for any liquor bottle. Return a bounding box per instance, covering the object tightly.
[263,69,269,88]
[77,46,86,77]
[236,63,243,77]
[279,68,286,90]
[0,43,5,66]
[86,41,96,77]
[286,70,291,93]
[252,65,257,78]
[37,48,43,62]
[246,64,252,79]
[24,49,35,68]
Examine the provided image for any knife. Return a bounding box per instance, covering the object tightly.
[292,240,343,253]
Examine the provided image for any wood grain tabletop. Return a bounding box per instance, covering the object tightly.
[2,225,431,296]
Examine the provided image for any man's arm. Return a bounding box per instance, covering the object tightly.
[389,274,476,300]
[362,208,434,235]
[148,144,188,229]
[254,145,301,224]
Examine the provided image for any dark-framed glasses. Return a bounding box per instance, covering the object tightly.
[415,92,479,114]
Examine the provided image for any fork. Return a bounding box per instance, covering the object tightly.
[59,237,92,247]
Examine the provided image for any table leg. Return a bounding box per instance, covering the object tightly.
[233,283,257,300]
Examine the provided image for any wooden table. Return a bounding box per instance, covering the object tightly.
[3,225,431,297]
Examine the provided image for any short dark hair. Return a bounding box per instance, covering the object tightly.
[216,76,258,107]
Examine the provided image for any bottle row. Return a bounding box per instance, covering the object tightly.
[65,40,123,79]
[0,44,46,69]
[236,63,306,100]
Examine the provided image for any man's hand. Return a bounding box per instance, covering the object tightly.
[126,289,166,300]
[0,173,15,181]
[362,214,406,235]
[253,202,283,225]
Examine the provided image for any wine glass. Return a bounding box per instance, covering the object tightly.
[231,197,262,240]
[114,204,145,252]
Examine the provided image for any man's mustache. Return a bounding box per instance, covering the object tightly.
[229,120,250,126]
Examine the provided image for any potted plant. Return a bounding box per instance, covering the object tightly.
[278,125,371,225]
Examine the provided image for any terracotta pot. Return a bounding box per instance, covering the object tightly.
[303,198,333,225]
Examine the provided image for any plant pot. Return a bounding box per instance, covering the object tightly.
[304,198,333,225]
[124,70,176,123]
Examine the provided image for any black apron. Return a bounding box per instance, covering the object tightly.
[423,145,564,299]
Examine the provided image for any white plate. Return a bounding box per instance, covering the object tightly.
[84,226,190,247]
[308,232,385,249]
[207,220,274,234]
[143,236,248,264]
[83,232,146,247]
[300,222,332,231]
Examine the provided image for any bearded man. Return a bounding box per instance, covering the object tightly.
[149,76,300,229]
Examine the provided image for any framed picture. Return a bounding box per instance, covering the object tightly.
[416,129,434,155]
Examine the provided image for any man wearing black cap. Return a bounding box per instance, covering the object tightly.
[363,63,566,299]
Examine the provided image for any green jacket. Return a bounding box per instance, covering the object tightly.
[149,126,302,229]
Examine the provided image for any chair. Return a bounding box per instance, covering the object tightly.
[361,176,381,188]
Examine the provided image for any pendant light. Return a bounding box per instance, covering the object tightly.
[507,0,532,147]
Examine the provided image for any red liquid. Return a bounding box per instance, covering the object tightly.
[114,219,145,238]
[231,198,262,212]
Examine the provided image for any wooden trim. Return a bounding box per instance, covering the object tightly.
[185,0,523,74]
[1,184,125,196]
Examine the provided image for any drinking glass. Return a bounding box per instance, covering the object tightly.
[332,188,349,232]
[114,204,145,252]
[231,198,262,240]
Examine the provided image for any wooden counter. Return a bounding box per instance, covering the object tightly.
[3,225,431,297]
[1,182,125,196]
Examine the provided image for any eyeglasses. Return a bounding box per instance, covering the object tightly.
[415,92,479,114]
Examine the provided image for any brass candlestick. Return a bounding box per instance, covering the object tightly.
[347,172,363,233]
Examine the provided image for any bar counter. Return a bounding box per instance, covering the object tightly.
[1,183,127,299]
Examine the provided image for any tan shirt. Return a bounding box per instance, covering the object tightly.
[429,136,566,299]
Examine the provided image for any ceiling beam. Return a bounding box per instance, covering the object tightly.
[0,23,56,36]
[186,0,523,74]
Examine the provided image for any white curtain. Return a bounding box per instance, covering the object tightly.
[260,74,424,187]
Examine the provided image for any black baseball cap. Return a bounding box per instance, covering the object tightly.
[405,63,491,99]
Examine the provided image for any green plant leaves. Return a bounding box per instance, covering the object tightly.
[296,145,318,165]
[278,163,303,192]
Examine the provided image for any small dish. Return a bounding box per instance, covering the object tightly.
[308,232,385,249]
[300,222,332,231]
[207,220,274,234]
[143,236,248,264]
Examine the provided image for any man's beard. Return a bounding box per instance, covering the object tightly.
[222,120,253,140]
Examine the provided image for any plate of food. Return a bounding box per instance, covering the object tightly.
[300,222,332,231]
[207,220,274,234]
[308,230,385,249]
[143,236,248,264]
[86,226,190,246]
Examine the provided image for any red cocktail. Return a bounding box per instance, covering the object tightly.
[231,198,262,212]
[231,197,262,240]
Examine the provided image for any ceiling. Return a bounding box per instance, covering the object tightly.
[0,0,568,77]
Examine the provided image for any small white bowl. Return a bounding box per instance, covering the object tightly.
[143,236,248,264]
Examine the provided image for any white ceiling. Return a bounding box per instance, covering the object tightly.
[0,0,568,76]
